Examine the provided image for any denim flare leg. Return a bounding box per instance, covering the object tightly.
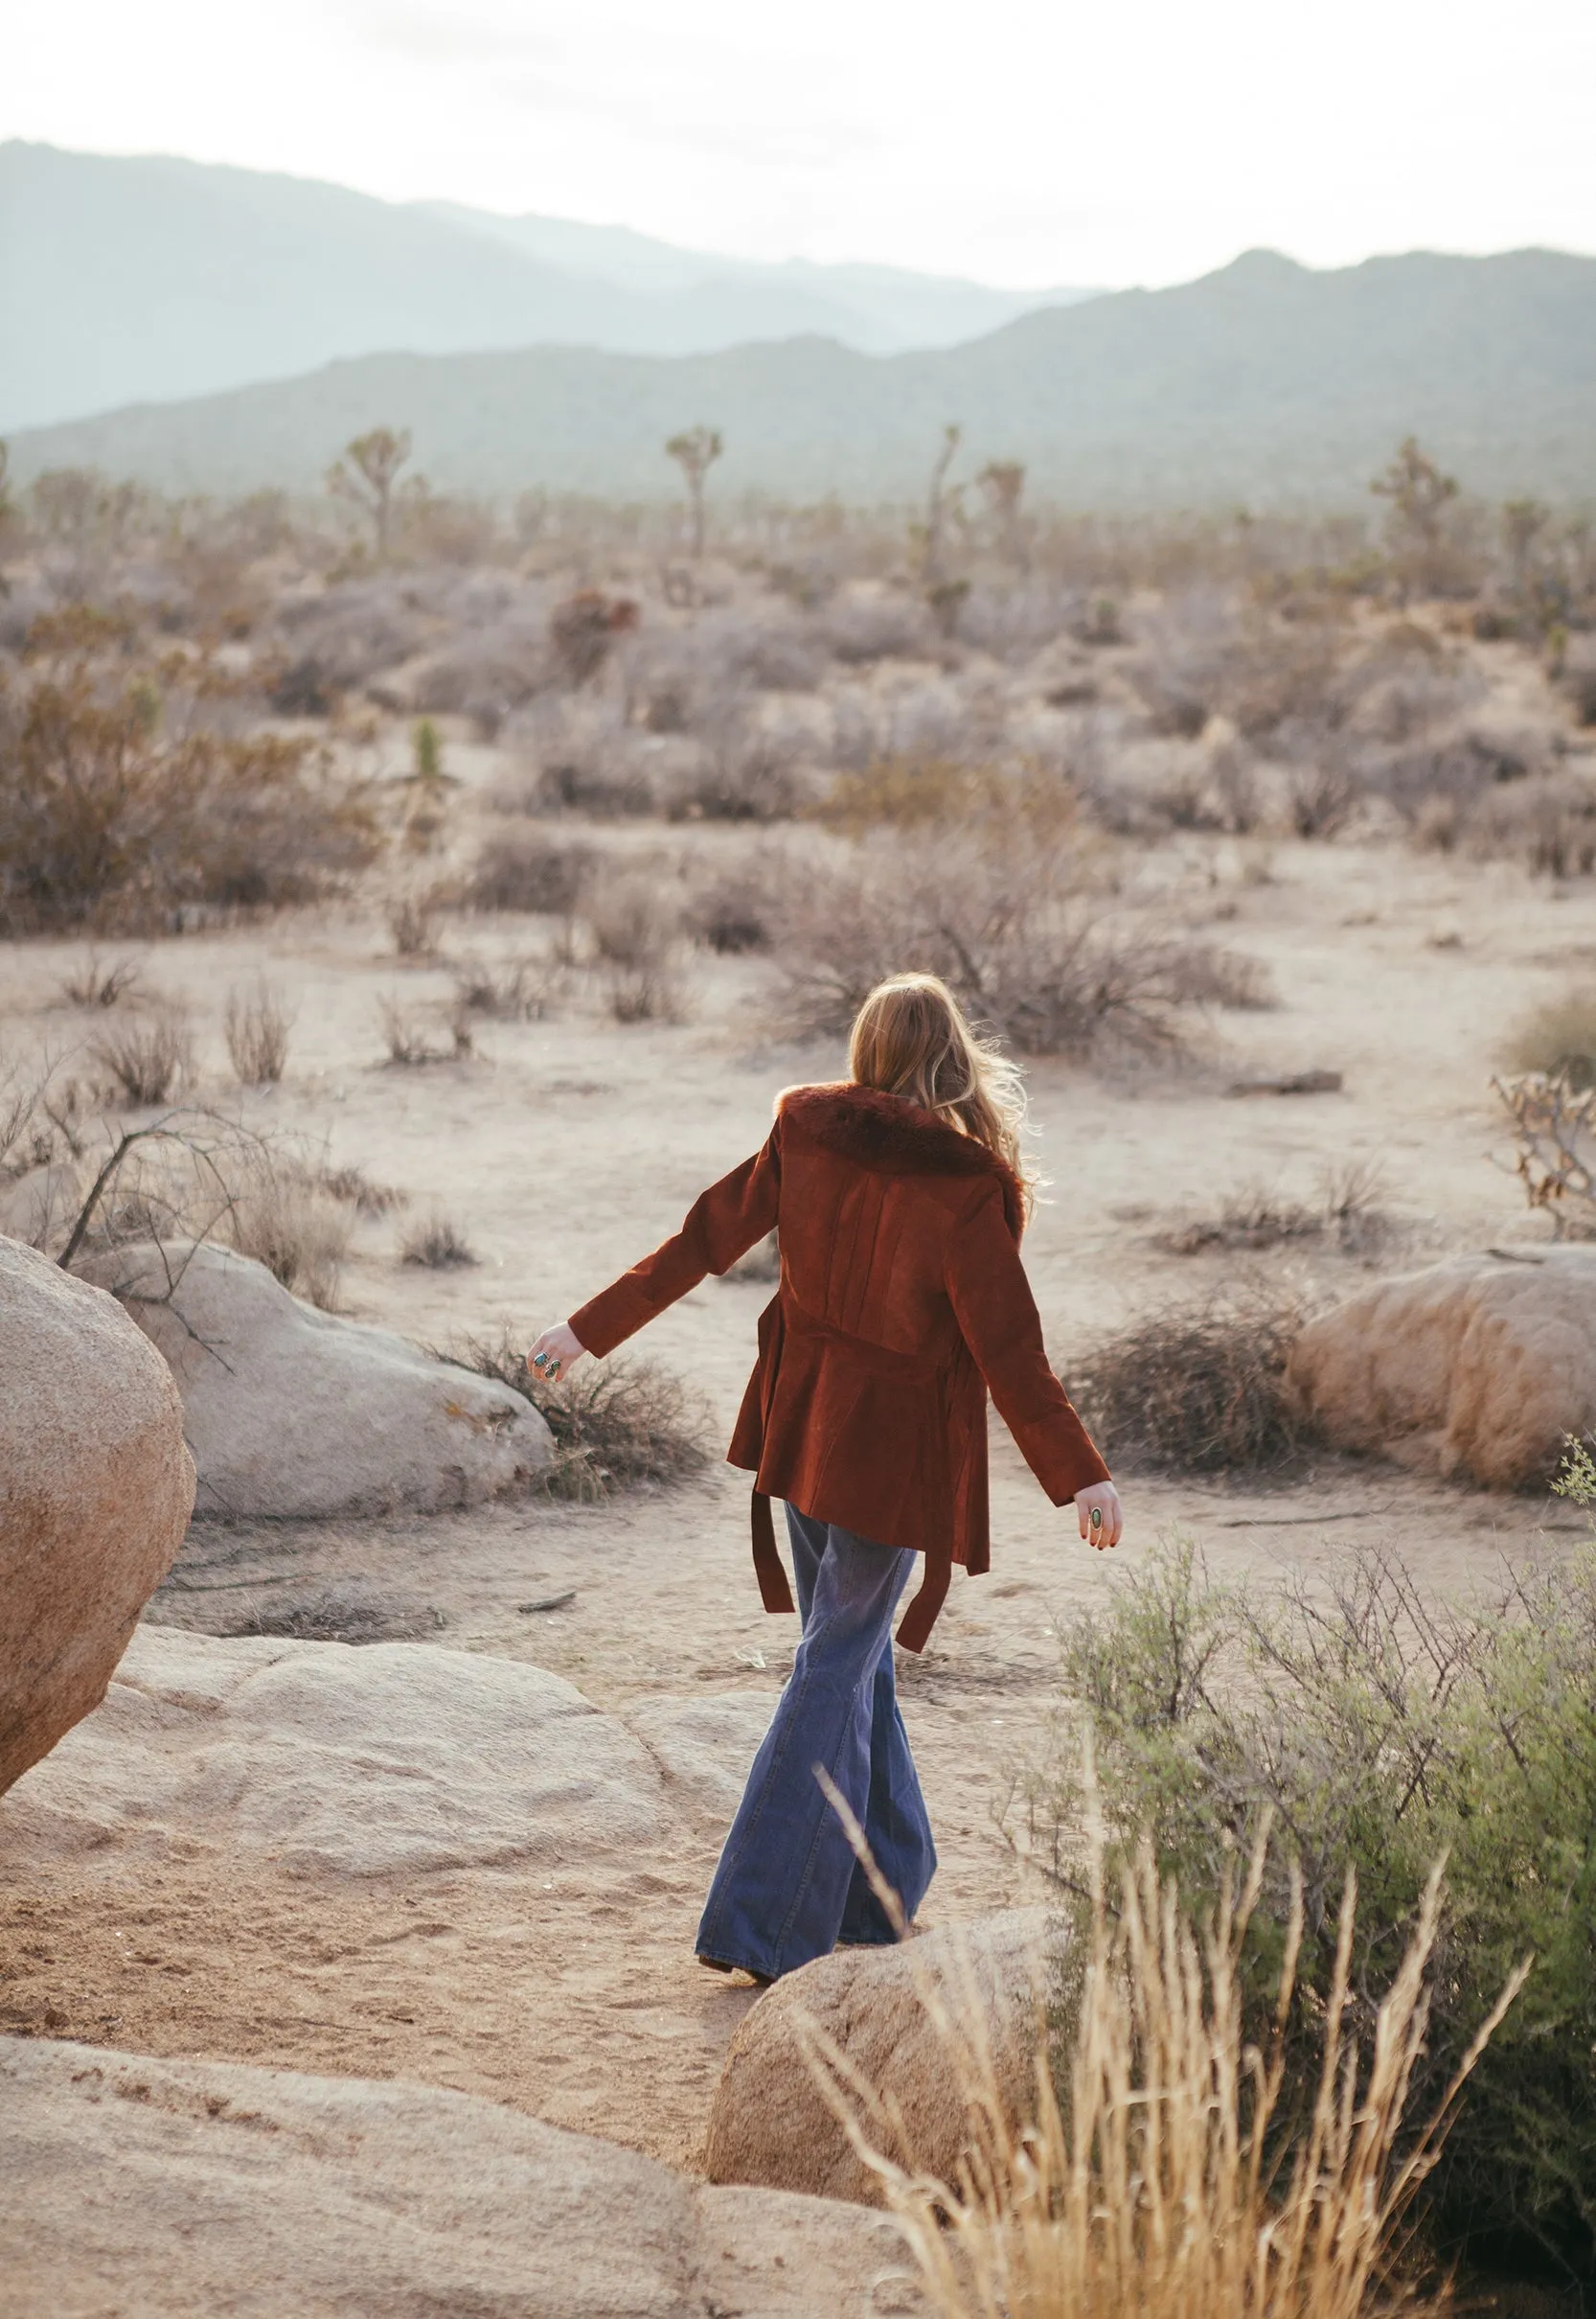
[695,1504,938,1981]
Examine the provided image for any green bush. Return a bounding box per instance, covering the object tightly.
[1015,1499,1596,2284]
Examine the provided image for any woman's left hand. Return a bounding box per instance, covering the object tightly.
[527,1320,587,1385]
[1075,1481,1123,1551]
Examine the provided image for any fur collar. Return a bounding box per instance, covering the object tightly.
[777,1083,1024,1239]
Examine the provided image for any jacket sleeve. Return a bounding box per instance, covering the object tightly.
[945,1181,1110,1504]
[567,1130,782,1357]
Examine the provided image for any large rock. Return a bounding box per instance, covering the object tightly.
[627,1692,777,1813]
[0,2035,923,2318]
[1287,1246,1596,1487]
[705,1910,1053,2207]
[2,1624,667,1874]
[81,1239,552,1518]
[0,1235,194,1797]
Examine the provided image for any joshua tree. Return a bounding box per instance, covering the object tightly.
[978,459,1028,571]
[1370,436,1458,601]
[328,427,413,559]
[665,425,722,559]
[921,424,963,582]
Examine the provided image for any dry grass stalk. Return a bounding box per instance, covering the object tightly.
[1503,987,1596,1091]
[1161,1160,1386,1258]
[223,979,294,1084]
[584,873,686,1024]
[803,1797,1523,2319]
[1492,1070,1596,1239]
[225,1162,355,1310]
[58,953,143,1009]
[399,1211,476,1268]
[376,995,473,1066]
[452,954,559,1022]
[388,894,440,958]
[90,1005,194,1107]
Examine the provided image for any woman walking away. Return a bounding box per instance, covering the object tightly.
[529,973,1121,1986]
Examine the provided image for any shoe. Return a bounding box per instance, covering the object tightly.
[696,1954,773,1988]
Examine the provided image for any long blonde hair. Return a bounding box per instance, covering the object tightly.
[848,974,1035,1202]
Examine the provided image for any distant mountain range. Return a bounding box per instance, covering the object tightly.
[9,246,1593,510]
[0,141,1092,432]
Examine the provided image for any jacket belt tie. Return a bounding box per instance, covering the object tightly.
[749,1291,955,1651]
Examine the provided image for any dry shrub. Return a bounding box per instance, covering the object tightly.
[1284,752,1363,839]
[816,1819,1517,2319]
[90,1004,194,1107]
[223,979,293,1084]
[226,1160,355,1309]
[686,861,778,954]
[58,952,142,1008]
[452,953,559,1022]
[1493,1070,1596,1238]
[399,1211,476,1268]
[813,755,1076,838]
[1453,774,1596,877]
[1160,1160,1385,1257]
[388,894,440,958]
[467,830,595,915]
[584,872,685,1023]
[0,626,375,932]
[775,835,1266,1058]
[1073,1285,1307,1472]
[316,1162,405,1215]
[549,589,638,686]
[376,996,473,1067]
[452,1332,714,1499]
[821,591,929,665]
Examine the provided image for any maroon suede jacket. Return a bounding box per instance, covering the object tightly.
[570,1082,1109,1649]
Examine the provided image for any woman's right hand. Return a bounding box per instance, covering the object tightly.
[527,1320,587,1385]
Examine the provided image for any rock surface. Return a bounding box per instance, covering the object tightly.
[1287,1246,1596,1486]
[0,1235,194,1797]
[4,1625,667,1874]
[0,2034,923,2318]
[627,1691,776,1813]
[81,1239,552,1519]
[705,1909,1053,2206]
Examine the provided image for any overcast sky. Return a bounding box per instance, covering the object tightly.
[10,0,1594,287]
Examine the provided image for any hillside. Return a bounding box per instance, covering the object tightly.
[10,246,1595,508]
[0,142,1085,431]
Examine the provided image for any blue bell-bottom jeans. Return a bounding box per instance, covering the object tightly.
[695,1504,938,1981]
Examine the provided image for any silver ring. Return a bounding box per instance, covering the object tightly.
[1090,1506,1103,1529]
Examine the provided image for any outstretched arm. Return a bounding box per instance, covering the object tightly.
[946,1181,1123,1549]
[529,1132,782,1377]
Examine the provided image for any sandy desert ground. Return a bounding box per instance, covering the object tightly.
[3,713,1592,2175]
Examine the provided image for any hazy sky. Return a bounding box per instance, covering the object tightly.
[10,0,1594,287]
